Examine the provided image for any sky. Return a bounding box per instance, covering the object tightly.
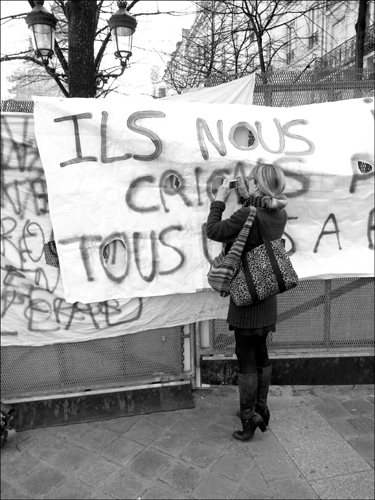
[0,0,196,99]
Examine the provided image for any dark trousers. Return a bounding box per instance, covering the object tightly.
[235,331,270,374]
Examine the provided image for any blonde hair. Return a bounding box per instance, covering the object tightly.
[251,163,288,210]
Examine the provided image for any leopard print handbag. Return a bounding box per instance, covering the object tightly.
[230,215,298,306]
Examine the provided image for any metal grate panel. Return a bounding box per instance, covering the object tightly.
[210,278,374,355]
[206,69,374,107]
[330,278,374,345]
[1,326,185,399]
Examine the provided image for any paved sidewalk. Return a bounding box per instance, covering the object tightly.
[1,384,374,500]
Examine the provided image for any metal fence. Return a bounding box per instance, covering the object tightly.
[1,326,194,401]
[206,68,374,106]
[252,68,374,106]
[1,69,374,401]
[1,100,35,113]
[201,278,374,359]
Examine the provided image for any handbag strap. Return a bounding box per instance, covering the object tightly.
[241,252,259,303]
[226,206,257,261]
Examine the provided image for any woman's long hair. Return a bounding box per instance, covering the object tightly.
[251,163,288,210]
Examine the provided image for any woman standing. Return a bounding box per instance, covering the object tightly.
[206,163,288,442]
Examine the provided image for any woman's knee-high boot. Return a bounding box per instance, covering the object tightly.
[255,365,272,427]
[233,373,266,442]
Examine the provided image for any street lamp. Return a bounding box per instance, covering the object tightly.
[108,1,137,67]
[25,0,57,65]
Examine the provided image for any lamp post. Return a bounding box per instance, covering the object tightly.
[25,0,57,65]
[108,1,138,68]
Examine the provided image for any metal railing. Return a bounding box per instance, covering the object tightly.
[316,23,374,69]
[1,67,374,400]
[198,278,374,360]
[1,325,196,401]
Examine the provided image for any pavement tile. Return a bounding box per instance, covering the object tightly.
[91,415,140,434]
[100,435,144,465]
[269,476,319,499]
[234,487,274,499]
[144,409,186,427]
[101,469,152,499]
[48,443,95,473]
[268,386,308,409]
[15,427,53,442]
[219,399,240,414]
[347,416,374,434]
[197,423,234,449]
[129,448,173,480]
[169,414,212,437]
[0,450,42,482]
[215,385,239,400]
[192,389,222,407]
[341,398,375,415]
[24,433,68,460]
[255,452,300,481]
[227,439,254,458]
[72,458,120,488]
[180,440,220,468]
[139,480,187,499]
[160,461,204,494]
[75,426,118,453]
[50,422,93,441]
[215,410,239,430]
[311,470,375,499]
[235,429,285,457]
[191,472,238,499]
[211,452,255,481]
[151,429,192,457]
[187,406,221,421]
[271,407,371,481]
[123,418,164,445]
[314,399,352,420]
[240,464,279,498]
[327,418,360,439]
[2,384,374,500]
[347,435,375,463]
[18,464,66,497]
[48,477,94,499]
[89,489,117,499]
[0,479,33,500]
[11,427,53,452]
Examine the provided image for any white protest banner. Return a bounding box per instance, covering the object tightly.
[33,96,374,305]
[1,112,229,347]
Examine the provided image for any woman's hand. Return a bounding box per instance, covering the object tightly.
[236,176,249,199]
[216,178,230,202]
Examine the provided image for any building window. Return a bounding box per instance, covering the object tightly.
[286,24,295,64]
[308,8,320,49]
[331,17,346,50]
[309,31,319,49]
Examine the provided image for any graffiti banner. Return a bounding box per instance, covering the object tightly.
[33,96,374,304]
[1,112,232,346]
[1,95,374,346]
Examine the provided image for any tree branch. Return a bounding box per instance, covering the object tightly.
[54,40,69,74]
[95,31,111,70]
[1,54,45,67]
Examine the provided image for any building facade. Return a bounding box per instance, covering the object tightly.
[162,0,375,96]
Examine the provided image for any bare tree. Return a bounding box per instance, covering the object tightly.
[355,0,368,70]
[163,0,329,93]
[163,1,258,94]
